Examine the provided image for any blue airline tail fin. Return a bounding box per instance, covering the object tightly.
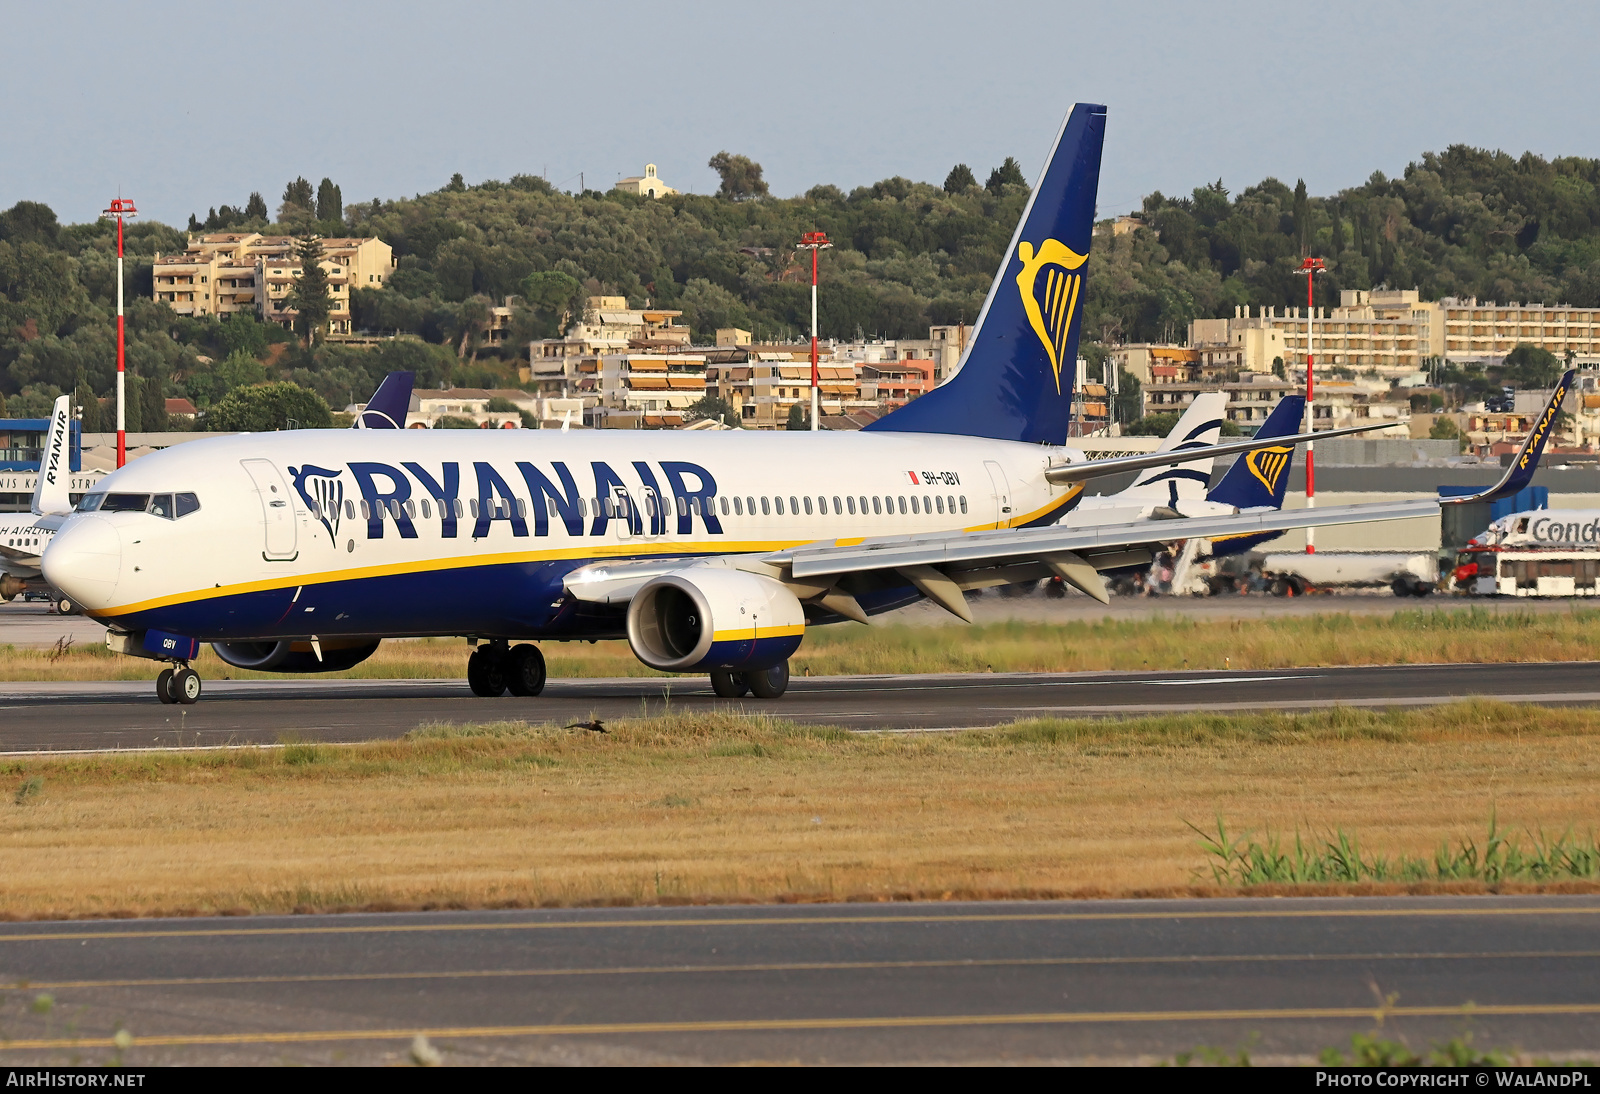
[354,371,414,429]
[1206,396,1305,510]
[866,103,1106,445]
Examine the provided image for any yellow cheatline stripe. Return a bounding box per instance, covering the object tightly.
[1,904,1595,945]
[15,949,1600,993]
[710,624,806,643]
[7,1003,1600,1051]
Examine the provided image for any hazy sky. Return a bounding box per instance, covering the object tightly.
[5,0,1597,229]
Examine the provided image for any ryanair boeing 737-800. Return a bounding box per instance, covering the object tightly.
[41,104,1564,704]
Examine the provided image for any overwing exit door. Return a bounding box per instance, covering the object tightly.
[983,460,1012,529]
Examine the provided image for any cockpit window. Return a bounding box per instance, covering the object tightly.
[175,492,200,517]
[77,493,105,512]
[149,494,175,519]
[101,493,151,513]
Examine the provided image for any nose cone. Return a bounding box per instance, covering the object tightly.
[42,516,122,611]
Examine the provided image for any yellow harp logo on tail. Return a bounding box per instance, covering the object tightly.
[1246,446,1293,494]
[1015,238,1088,394]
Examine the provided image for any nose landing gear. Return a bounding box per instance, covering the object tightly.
[155,665,203,705]
[467,641,546,697]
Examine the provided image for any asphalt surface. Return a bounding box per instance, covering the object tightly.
[1,897,1596,1065]
[0,661,1597,753]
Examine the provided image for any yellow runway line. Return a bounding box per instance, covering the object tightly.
[2,903,1597,945]
[13,950,1600,992]
[6,1003,1600,1052]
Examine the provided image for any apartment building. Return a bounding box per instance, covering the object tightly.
[529,297,691,364]
[152,233,394,335]
[1191,290,1600,376]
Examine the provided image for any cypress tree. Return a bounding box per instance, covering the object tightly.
[285,236,332,345]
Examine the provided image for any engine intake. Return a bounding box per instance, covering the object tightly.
[626,569,803,672]
[212,639,381,674]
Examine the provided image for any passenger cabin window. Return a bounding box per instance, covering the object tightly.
[345,500,357,520]
[720,496,730,516]
[872,496,882,515]
[746,496,755,514]
[761,496,771,515]
[775,497,785,515]
[101,493,151,513]
[833,496,842,514]
[847,496,856,514]
[959,496,968,514]
[803,496,813,515]
[789,496,799,515]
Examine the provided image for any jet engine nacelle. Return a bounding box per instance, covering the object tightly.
[211,638,382,674]
[626,568,804,673]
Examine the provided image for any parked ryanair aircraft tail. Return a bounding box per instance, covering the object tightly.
[867,103,1106,446]
[1206,396,1306,512]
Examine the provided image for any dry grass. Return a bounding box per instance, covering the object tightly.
[5,605,1600,682]
[0,701,1596,918]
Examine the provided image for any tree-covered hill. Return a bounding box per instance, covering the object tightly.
[3,143,1600,425]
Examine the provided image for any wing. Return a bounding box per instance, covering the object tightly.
[761,499,1436,618]
[0,542,43,572]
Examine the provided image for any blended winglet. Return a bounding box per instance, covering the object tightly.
[1441,368,1575,505]
[30,394,73,516]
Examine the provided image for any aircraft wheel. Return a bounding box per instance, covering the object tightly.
[172,667,202,705]
[156,668,177,704]
[505,643,547,696]
[54,595,77,615]
[710,670,749,698]
[748,660,789,699]
[1391,577,1415,597]
[467,647,508,697]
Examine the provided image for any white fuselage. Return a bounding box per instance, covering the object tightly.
[44,428,1079,639]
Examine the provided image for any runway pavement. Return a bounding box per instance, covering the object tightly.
[1,896,1596,1064]
[0,661,1597,753]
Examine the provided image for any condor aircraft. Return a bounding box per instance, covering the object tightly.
[43,104,1559,704]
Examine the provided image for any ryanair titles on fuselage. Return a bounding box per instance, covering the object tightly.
[289,458,725,544]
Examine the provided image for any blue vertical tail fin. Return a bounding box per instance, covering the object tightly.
[866,103,1106,445]
[1206,396,1305,510]
[354,371,414,429]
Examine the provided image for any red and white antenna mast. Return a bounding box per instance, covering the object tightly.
[102,198,137,468]
[798,231,832,430]
[1294,255,1326,553]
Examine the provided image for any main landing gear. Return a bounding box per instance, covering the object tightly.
[155,665,202,705]
[710,660,789,699]
[467,640,547,697]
